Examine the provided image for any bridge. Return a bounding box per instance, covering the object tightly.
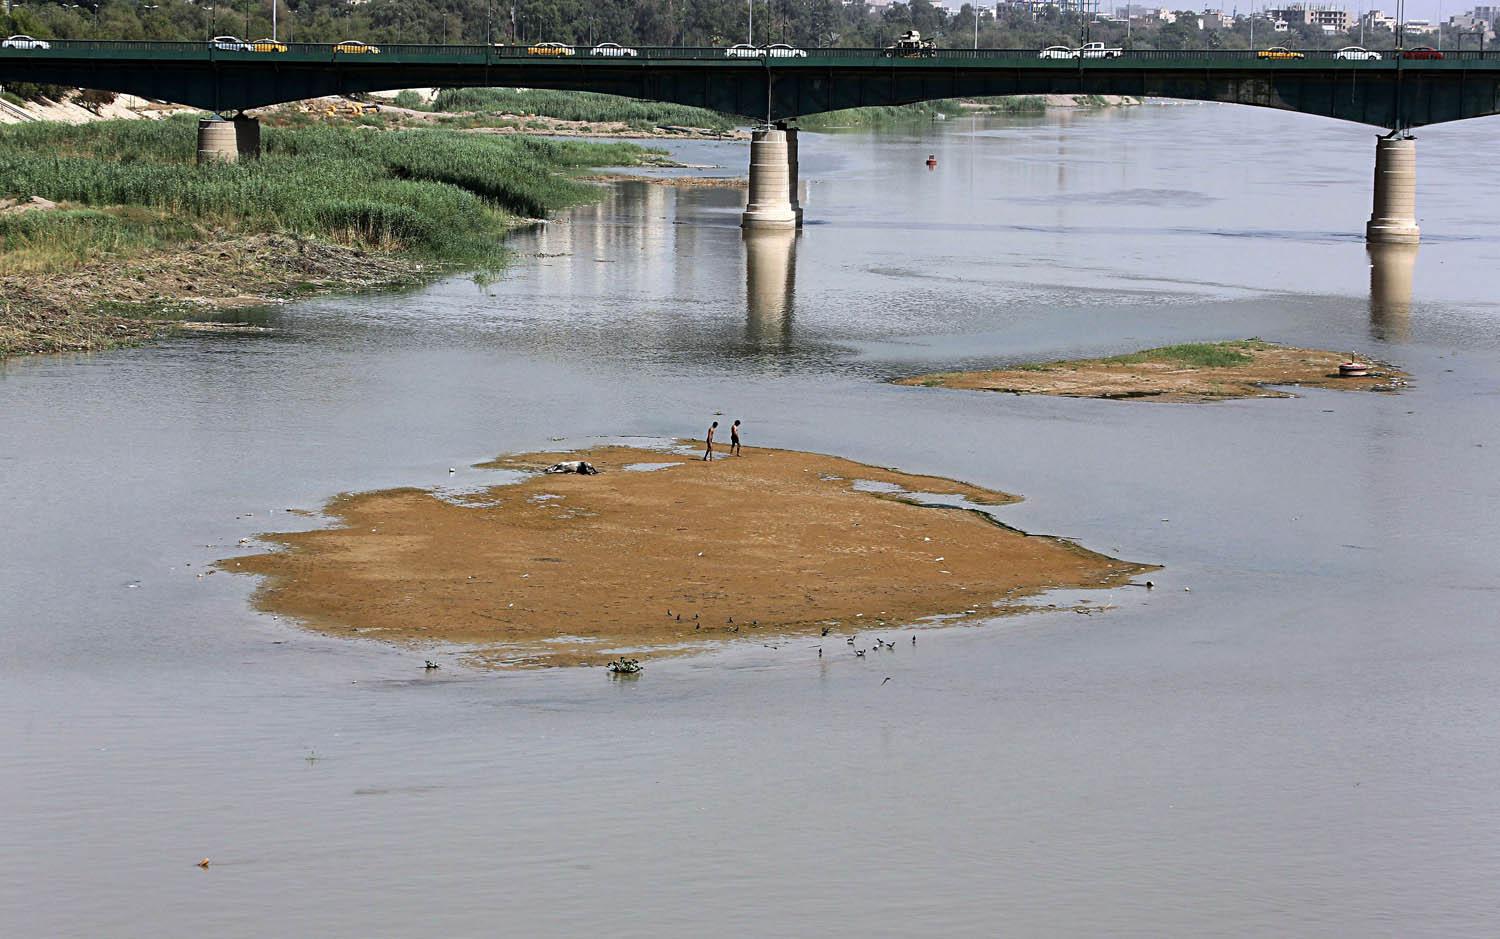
[6,41,1494,242]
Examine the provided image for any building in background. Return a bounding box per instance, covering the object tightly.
[1264,5,1354,33]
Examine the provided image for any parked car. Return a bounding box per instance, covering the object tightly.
[590,42,638,57]
[250,38,287,53]
[762,43,807,58]
[333,40,380,54]
[1256,46,1305,60]
[1402,46,1445,59]
[1335,46,1381,60]
[724,43,763,59]
[527,42,575,56]
[1038,45,1076,60]
[1,35,51,50]
[210,36,253,52]
[1076,41,1124,59]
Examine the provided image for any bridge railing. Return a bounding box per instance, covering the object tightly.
[5,41,1500,63]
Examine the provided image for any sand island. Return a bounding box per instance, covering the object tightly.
[896,340,1409,401]
[220,445,1153,668]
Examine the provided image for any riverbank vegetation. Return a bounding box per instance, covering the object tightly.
[897,340,1411,401]
[0,118,653,355]
[796,101,966,131]
[429,88,737,134]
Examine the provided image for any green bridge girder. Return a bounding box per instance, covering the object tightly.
[3,43,1500,128]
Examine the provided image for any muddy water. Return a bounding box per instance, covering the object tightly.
[4,104,1500,937]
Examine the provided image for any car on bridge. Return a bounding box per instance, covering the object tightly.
[210,36,253,52]
[762,44,807,58]
[1077,41,1124,59]
[1257,46,1305,60]
[1038,45,1077,59]
[527,42,575,57]
[1335,46,1382,60]
[1402,46,1445,60]
[591,42,638,57]
[250,38,288,53]
[333,40,380,54]
[1,35,50,50]
[724,43,762,59]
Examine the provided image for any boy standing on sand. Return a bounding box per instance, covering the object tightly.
[703,421,717,461]
[730,420,742,456]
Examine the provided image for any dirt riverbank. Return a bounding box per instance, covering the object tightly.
[897,341,1409,401]
[0,232,430,356]
[221,444,1153,668]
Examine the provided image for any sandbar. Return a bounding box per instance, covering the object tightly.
[221,445,1152,668]
[896,340,1409,401]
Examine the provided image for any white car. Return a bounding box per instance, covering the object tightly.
[1077,41,1124,59]
[1335,46,1382,61]
[762,43,807,58]
[210,36,252,52]
[1038,45,1077,60]
[724,43,762,59]
[591,42,638,58]
[1,35,50,50]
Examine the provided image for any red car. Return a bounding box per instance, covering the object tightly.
[1402,46,1445,60]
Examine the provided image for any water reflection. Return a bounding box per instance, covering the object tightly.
[1368,243,1418,342]
[743,228,798,347]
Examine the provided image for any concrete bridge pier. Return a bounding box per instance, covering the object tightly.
[775,122,803,227]
[1366,135,1419,245]
[195,115,261,164]
[741,127,797,230]
[233,115,261,159]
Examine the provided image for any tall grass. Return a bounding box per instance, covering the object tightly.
[0,118,646,263]
[0,208,197,275]
[433,87,737,132]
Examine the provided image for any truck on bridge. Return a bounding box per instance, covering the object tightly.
[885,31,937,59]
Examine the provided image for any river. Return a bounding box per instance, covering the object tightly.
[4,102,1500,937]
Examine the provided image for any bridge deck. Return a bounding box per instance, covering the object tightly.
[3,43,1498,127]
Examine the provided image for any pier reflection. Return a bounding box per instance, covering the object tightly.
[1368,243,1417,342]
[743,228,798,347]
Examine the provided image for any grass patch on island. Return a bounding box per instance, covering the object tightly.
[1102,340,1267,369]
[895,340,1408,402]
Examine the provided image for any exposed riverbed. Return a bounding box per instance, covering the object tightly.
[4,104,1500,937]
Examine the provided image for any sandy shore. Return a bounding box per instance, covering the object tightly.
[896,341,1409,402]
[221,444,1152,668]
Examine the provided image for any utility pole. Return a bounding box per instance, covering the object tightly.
[272,0,277,41]
[749,0,754,45]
